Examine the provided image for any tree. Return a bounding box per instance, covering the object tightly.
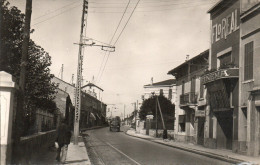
[0,0,57,134]
[139,95,175,121]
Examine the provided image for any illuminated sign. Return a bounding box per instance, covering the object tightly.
[211,9,239,44]
[201,68,239,84]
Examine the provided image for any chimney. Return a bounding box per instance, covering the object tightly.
[151,77,153,85]
[186,55,189,61]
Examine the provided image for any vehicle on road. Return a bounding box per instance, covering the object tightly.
[109,116,121,132]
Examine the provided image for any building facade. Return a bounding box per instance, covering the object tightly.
[52,77,107,128]
[143,79,177,104]
[202,0,240,151]
[168,50,209,144]
[239,0,260,156]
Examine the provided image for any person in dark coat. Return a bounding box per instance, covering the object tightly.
[56,119,71,163]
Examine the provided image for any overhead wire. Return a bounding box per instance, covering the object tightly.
[97,0,141,83]
[32,3,82,26]
[89,0,215,8]
[31,1,217,26]
[96,0,131,83]
[34,0,81,20]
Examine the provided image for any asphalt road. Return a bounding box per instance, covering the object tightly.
[83,127,233,165]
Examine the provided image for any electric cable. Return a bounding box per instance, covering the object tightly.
[96,0,131,83]
[34,0,81,20]
[97,0,141,83]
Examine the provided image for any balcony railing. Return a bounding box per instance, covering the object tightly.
[180,92,198,105]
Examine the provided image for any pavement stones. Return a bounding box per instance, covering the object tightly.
[126,129,260,165]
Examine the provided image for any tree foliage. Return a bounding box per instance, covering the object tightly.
[0,1,57,114]
[139,95,175,121]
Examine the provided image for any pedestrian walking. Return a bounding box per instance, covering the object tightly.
[56,119,72,163]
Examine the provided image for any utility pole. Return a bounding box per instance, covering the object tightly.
[61,64,64,80]
[14,0,32,163]
[73,0,114,145]
[74,0,88,145]
[155,95,158,137]
[124,104,125,120]
[134,102,137,131]
[71,74,74,84]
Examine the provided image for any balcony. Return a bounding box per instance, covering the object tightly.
[180,92,198,106]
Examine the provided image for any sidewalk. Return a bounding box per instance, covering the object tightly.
[31,140,91,165]
[126,129,260,165]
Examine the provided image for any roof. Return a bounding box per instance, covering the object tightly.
[207,0,223,13]
[167,49,209,75]
[81,82,104,91]
[144,79,176,87]
[207,0,236,14]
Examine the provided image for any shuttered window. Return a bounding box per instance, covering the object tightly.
[244,41,254,81]
[199,79,204,99]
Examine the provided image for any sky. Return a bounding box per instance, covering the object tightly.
[9,0,219,117]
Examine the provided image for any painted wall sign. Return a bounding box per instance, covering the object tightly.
[211,9,240,44]
[201,68,239,84]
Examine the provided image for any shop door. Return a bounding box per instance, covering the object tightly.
[216,112,233,150]
[197,118,205,145]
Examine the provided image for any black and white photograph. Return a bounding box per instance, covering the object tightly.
[1,0,260,164]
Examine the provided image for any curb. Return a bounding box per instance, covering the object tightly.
[125,132,245,164]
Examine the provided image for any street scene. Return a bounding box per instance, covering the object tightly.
[1,0,260,165]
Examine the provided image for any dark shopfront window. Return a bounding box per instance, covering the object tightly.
[244,41,254,81]
[179,115,186,132]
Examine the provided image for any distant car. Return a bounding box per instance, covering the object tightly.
[110,116,121,132]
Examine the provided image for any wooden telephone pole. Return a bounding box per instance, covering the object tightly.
[13,0,32,163]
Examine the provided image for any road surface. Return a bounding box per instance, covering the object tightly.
[83,127,233,165]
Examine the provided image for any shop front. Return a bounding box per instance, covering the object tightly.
[202,68,239,150]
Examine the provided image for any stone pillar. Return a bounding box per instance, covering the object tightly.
[0,71,17,165]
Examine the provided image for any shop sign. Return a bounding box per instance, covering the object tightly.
[195,110,205,117]
[201,68,238,84]
[211,9,239,44]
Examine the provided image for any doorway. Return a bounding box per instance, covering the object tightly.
[197,117,205,145]
[216,111,233,150]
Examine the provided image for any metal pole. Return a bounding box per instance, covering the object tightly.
[61,64,64,80]
[155,96,158,137]
[135,103,137,131]
[74,0,87,145]
[124,104,125,120]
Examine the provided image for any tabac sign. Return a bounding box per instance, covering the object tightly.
[211,9,239,44]
[201,68,239,85]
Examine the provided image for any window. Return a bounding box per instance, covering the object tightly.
[218,52,232,68]
[199,79,204,99]
[244,41,254,81]
[160,89,164,96]
[168,89,172,100]
[182,81,185,95]
[178,115,186,132]
[191,77,196,93]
